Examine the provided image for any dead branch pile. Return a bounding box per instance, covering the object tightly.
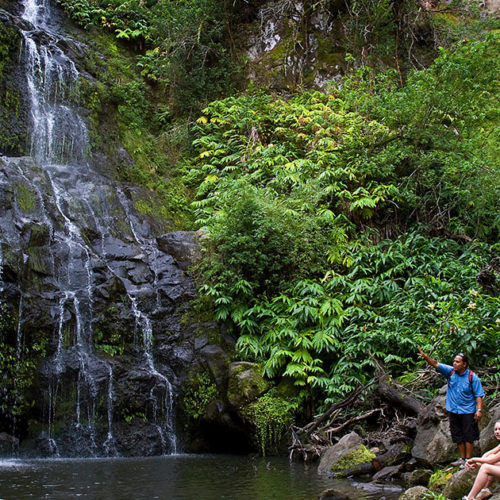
[289,368,424,462]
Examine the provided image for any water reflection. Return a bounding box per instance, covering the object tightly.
[0,455,401,499]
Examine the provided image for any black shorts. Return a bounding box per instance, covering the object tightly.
[448,412,479,443]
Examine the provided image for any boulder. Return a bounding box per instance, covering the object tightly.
[352,481,403,496]
[480,403,500,453]
[372,464,403,481]
[403,468,434,487]
[318,431,365,474]
[227,361,269,409]
[442,467,477,499]
[156,230,205,270]
[201,345,231,390]
[411,391,457,465]
[398,486,431,499]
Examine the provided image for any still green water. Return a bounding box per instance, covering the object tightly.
[0,454,402,499]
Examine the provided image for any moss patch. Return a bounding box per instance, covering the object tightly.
[331,445,376,472]
[15,182,37,213]
[241,391,296,456]
[183,371,218,420]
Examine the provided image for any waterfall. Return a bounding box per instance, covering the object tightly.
[0,0,181,457]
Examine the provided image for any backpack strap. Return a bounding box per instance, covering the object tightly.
[469,370,475,397]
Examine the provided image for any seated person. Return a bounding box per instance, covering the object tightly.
[463,420,500,500]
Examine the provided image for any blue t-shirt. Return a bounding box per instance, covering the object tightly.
[437,363,485,414]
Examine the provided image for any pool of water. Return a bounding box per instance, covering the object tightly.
[0,454,402,499]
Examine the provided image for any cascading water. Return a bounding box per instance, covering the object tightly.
[0,0,185,457]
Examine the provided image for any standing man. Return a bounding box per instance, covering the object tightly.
[417,346,485,466]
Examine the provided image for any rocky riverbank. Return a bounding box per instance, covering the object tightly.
[315,393,500,500]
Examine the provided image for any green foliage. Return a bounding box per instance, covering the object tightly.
[242,391,297,456]
[236,235,498,402]
[121,409,147,424]
[183,372,218,420]
[0,303,46,426]
[189,35,499,407]
[337,36,500,237]
[341,0,494,69]
[94,329,124,357]
[57,0,239,115]
[424,492,448,500]
[428,468,454,491]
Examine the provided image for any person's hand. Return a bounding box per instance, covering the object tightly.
[417,346,425,358]
[474,410,483,421]
[465,460,478,470]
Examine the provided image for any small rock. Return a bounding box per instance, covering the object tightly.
[373,464,403,481]
[398,485,430,499]
[403,468,433,487]
[318,489,351,500]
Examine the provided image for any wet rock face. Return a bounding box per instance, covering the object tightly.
[0,151,202,457]
[0,3,202,455]
[0,1,256,459]
[0,10,31,156]
[239,1,345,91]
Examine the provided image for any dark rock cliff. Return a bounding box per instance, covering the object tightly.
[0,2,249,458]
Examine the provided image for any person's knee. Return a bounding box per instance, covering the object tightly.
[481,464,500,477]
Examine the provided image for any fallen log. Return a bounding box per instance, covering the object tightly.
[376,372,423,416]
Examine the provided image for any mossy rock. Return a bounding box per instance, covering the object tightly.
[398,486,431,500]
[227,361,269,409]
[330,444,376,472]
[26,246,53,275]
[442,468,477,499]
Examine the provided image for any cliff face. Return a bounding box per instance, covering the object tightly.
[0,2,238,457]
[235,0,434,92]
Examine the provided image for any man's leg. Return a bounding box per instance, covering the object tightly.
[465,442,474,459]
[450,413,466,460]
[462,413,480,459]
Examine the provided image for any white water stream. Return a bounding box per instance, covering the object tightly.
[7,0,178,456]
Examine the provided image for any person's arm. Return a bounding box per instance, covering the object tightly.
[468,449,500,466]
[483,443,500,458]
[474,396,484,421]
[417,346,438,369]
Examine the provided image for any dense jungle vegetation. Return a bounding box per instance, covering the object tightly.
[54,0,499,419]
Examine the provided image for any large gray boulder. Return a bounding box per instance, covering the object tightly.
[156,230,205,271]
[480,403,500,453]
[442,467,477,500]
[411,390,458,465]
[318,431,364,474]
